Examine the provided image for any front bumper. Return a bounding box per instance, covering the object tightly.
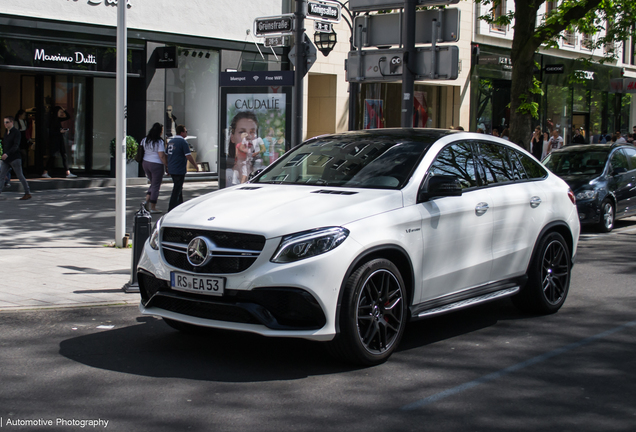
[576,200,601,225]
[136,235,361,341]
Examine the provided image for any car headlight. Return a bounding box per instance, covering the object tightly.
[271,227,349,263]
[575,190,597,201]
[149,216,164,250]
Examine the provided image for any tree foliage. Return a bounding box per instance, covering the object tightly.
[475,0,636,148]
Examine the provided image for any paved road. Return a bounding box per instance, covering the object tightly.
[1,219,634,431]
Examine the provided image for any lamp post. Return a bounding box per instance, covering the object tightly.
[313,30,338,56]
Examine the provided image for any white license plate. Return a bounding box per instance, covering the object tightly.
[170,272,224,296]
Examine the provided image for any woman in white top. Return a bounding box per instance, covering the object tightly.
[141,122,168,213]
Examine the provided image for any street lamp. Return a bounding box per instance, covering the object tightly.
[314,30,337,56]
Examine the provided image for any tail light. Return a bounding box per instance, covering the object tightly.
[567,188,576,205]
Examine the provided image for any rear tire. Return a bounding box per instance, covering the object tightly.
[513,232,571,314]
[328,259,407,366]
[598,199,614,233]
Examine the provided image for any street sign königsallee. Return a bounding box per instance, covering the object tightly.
[353,9,460,48]
[346,46,459,82]
[350,0,459,12]
[254,14,295,37]
[306,0,341,23]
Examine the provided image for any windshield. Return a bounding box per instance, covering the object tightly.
[543,150,608,176]
[253,134,435,189]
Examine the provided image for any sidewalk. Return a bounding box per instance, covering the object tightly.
[0,180,218,311]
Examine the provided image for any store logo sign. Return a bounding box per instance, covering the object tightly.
[34,49,97,65]
[87,0,132,7]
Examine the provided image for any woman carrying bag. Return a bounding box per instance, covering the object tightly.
[141,122,168,214]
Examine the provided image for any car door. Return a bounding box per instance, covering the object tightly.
[621,147,636,215]
[476,142,549,282]
[417,141,494,303]
[608,149,632,216]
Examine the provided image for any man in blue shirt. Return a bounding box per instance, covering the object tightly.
[166,124,198,211]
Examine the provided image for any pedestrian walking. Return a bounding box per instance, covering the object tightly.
[141,122,168,214]
[0,116,31,200]
[166,124,198,211]
[42,106,76,178]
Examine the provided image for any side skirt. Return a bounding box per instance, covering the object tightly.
[410,277,526,320]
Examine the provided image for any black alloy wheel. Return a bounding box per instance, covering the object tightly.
[513,232,571,314]
[328,258,407,366]
[598,199,615,233]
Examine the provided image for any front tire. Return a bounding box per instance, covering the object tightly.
[513,232,571,314]
[328,259,407,366]
[598,199,614,233]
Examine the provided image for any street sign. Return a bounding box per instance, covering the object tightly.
[253,14,295,37]
[314,21,333,33]
[288,34,318,76]
[353,9,460,48]
[306,0,341,23]
[346,46,459,82]
[264,36,287,47]
[350,0,459,12]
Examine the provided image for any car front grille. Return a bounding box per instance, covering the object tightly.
[161,228,266,274]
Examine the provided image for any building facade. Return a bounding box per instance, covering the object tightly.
[0,0,287,178]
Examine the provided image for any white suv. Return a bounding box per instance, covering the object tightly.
[137,129,580,365]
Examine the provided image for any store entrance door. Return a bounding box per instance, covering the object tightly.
[572,113,589,144]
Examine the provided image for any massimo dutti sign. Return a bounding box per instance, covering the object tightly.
[0,39,143,75]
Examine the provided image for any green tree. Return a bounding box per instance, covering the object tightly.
[477,0,636,150]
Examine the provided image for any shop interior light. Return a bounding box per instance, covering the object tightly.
[313,30,337,57]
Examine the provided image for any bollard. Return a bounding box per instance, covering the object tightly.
[123,203,152,293]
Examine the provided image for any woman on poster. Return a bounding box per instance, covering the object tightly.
[227,111,260,185]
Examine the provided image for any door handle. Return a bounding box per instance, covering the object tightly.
[475,202,489,216]
[530,196,542,208]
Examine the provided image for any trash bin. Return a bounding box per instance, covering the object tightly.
[123,203,152,293]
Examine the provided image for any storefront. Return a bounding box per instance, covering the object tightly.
[471,45,628,144]
[0,30,145,176]
[353,82,461,130]
[1,13,284,179]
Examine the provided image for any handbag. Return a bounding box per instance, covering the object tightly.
[135,139,145,163]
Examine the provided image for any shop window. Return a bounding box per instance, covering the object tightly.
[490,0,507,33]
[166,49,220,173]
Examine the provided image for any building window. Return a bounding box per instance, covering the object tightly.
[546,1,557,15]
[563,29,577,47]
[490,0,507,33]
[581,33,593,51]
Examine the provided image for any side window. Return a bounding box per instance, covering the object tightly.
[428,142,478,189]
[508,149,529,180]
[610,149,629,172]
[516,150,548,179]
[623,147,636,170]
[477,143,515,185]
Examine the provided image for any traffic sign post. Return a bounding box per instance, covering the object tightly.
[346,46,459,82]
[353,8,460,48]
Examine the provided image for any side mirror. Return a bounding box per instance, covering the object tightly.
[248,169,264,181]
[418,175,463,203]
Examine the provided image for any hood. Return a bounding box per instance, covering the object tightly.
[162,184,404,238]
[559,175,602,192]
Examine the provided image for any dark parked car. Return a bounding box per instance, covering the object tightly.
[543,144,636,232]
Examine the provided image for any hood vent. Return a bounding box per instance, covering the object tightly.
[311,190,358,195]
[238,186,262,190]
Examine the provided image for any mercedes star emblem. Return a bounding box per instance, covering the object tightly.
[187,236,211,267]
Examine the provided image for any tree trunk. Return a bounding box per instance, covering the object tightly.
[509,0,542,151]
